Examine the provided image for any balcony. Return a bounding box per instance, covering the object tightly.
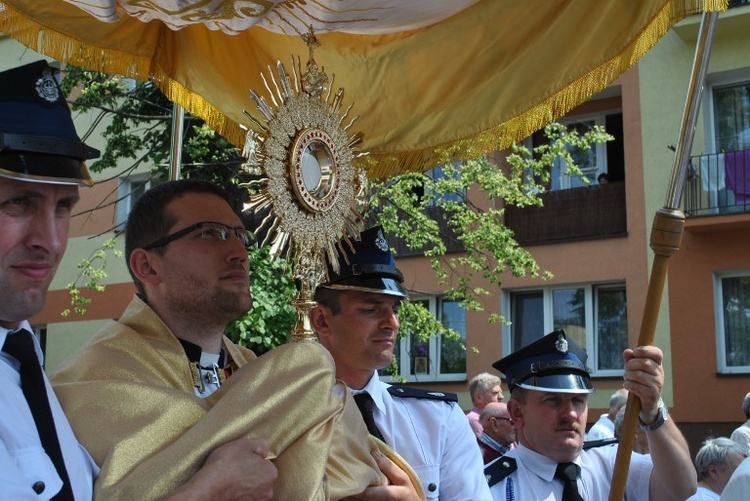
[504,182,627,246]
[684,151,750,217]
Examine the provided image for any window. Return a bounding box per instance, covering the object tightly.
[116,175,152,230]
[530,111,624,192]
[715,270,750,373]
[550,118,605,190]
[503,283,628,376]
[711,79,750,153]
[381,295,467,382]
[410,164,466,207]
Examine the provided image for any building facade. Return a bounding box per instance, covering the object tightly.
[3,4,750,457]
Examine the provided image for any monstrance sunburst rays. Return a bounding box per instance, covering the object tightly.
[241,28,369,342]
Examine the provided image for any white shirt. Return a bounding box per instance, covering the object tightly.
[686,486,720,500]
[358,374,492,500]
[488,443,652,500]
[722,456,750,501]
[585,413,615,441]
[1,323,98,500]
[730,420,750,455]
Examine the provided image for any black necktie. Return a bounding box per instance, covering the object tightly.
[555,462,584,501]
[3,330,74,500]
[353,392,386,443]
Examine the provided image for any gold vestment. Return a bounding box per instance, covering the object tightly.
[52,295,423,500]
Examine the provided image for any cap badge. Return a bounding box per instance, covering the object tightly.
[555,333,568,354]
[35,69,60,104]
[374,228,389,253]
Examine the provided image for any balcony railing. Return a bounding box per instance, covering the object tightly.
[504,182,627,246]
[684,151,750,217]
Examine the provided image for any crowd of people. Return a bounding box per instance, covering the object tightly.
[3,59,750,501]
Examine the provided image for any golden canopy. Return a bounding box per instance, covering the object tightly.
[0,0,727,178]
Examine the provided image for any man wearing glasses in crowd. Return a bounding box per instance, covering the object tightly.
[478,402,516,464]
[52,179,421,500]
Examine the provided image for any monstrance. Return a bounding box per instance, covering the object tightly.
[241,28,369,342]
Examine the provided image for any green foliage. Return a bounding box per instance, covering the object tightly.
[61,239,122,317]
[61,67,242,186]
[371,122,613,321]
[224,247,297,355]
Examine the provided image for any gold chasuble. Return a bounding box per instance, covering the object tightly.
[52,295,423,500]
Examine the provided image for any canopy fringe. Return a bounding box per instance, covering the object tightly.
[1,0,727,180]
[360,0,728,179]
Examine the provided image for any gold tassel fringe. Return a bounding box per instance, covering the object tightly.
[0,0,728,180]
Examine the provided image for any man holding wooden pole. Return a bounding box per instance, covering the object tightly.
[484,330,696,500]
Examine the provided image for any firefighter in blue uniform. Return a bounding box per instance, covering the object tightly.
[311,226,491,500]
[484,331,696,500]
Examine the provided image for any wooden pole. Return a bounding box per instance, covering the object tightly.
[608,11,718,500]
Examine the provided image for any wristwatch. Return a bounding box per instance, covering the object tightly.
[638,398,669,432]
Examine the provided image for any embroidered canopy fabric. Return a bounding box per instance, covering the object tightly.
[0,0,727,178]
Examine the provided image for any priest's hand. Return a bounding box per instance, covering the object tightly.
[161,437,277,501]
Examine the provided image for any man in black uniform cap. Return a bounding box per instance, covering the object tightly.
[311,226,492,500]
[0,59,98,500]
[485,330,696,500]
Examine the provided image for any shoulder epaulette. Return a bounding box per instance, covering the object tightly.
[484,456,517,487]
[387,385,458,402]
[583,437,619,450]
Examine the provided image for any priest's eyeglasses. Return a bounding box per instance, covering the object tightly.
[143,221,257,251]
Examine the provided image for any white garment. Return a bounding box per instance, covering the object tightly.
[359,374,491,500]
[686,486,720,500]
[700,154,726,193]
[730,420,750,456]
[1,323,98,500]
[488,443,652,500]
[585,413,615,441]
[722,456,750,501]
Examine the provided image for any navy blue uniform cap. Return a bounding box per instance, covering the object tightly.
[0,60,98,186]
[493,330,593,394]
[318,226,408,298]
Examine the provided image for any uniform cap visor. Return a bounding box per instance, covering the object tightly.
[515,373,594,394]
[0,153,93,186]
[320,276,408,299]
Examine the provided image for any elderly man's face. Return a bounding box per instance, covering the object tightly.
[476,384,503,408]
[482,404,516,446]
[0,178,78,328]
[509,390,588,463]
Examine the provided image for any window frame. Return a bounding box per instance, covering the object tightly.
[714,269,750,374]
[116,174,152,230]
[502,282,628,377]
[380,294,467,383]
[550,112,613,191]
[703,68,750,154]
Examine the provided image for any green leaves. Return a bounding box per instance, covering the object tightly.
[224,246,297,354]
[62,239,123,317]
[371,122,612,320]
